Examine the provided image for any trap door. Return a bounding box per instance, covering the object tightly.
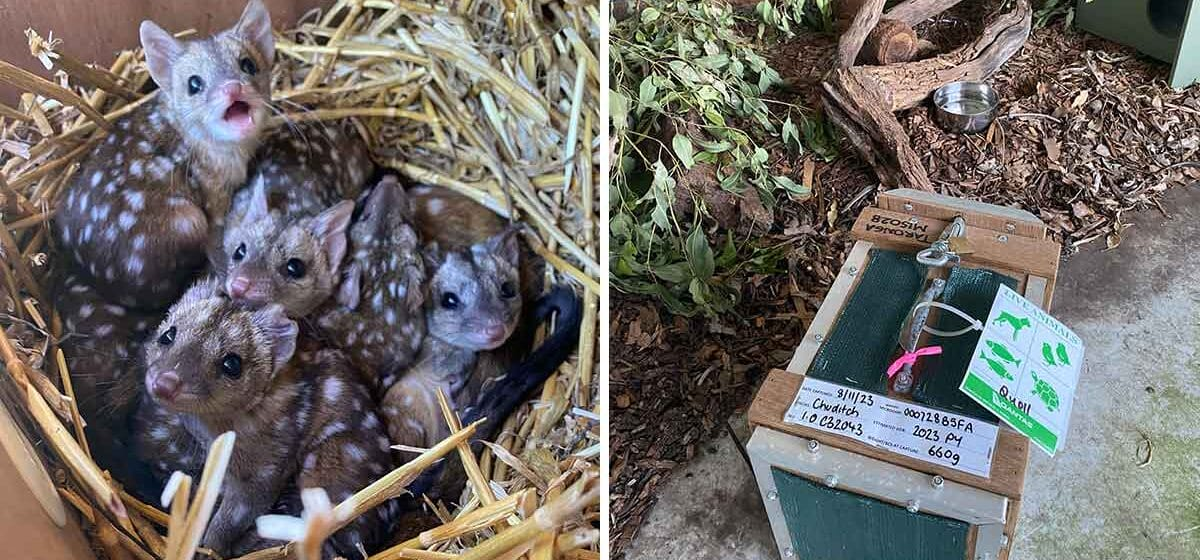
[748,428,1008,560]
[1075,0,1200,88]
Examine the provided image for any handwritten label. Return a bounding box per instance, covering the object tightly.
[960,284,1084,456]
[785,378,998,477]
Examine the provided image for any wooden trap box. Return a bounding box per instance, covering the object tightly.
[748,189,1062,560]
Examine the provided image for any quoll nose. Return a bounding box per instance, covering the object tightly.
[150,371,181,402]
[219,81,244,99]
[228,276,252,298]
[484,324,507,341]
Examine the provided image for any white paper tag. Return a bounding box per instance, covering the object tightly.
[960,283,1084,456]
[785,377,999,478]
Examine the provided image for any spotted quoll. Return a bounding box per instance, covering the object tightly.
[225,121,371,233]
[217,179,355,318]
[54,0,274,309]
[381,229,521,449]
[314,176,426,392]
[133,279,394,558]
[57,274,163,496]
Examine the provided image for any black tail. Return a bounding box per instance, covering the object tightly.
[408,284,583,497]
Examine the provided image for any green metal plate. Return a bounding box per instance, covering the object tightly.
[771,467,971,560]
[808,249,927,394]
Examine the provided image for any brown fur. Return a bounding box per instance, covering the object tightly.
[53,0,274,309]
[133,280,393,558]
[314,177,426,391]
[381,231,522,449]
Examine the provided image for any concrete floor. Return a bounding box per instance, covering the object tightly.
[624,188,1200,560]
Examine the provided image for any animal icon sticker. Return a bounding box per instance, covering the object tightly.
[993,311,1031,340]
[961,284,1084,457]
[979,340,1018,380]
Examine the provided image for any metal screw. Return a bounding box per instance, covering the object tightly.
[824,474,838,488]
[903,203,914,211]
[784,548,795,558]
[909,217,920,225]
[1005,222,1016,233]
[906,500,920,513]
[997,234,1009,243]
[814,334,824,342]
[767,490,779,501]
[847,266,858,276]
[931,475,944,489]
[807,440,820,453]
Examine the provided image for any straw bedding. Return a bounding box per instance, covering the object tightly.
[0,0,600,558]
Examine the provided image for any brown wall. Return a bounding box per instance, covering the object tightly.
[0,0,327,104]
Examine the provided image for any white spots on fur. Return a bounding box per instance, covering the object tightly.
[137,141,152,154]
[174,215,198,234]
[344,443,366,462]
[427,198,445,215]
[319,421,346,442]
[91,203,111,222]
[79,191,90,211]
[304,453,317,470]
[119,211,137,231]
[384,309,396,325]
[371,291,384,312]
[104,181,117,194]
[323,378,343,402]
[127,255,144,275]
[107,134,117,145]
[124,191,145,211]
[81,224,93,243]
[104,304,126,317]
[104,226,118,242]
[151,425,170,440]
[129,160,144,177]
[95,323,114,337]
[362,415,380,430]
[375,435,389,450]
[132,234,146,251]
[90,171,104,188]
[78,304,94,319]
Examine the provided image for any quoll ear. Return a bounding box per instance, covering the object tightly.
[422,242,443,270]
[139,21,183,91]
[479,228,520,266]
[235,0,275,64]
[253,304,297,373]
[244,176,271,223]
[336,261,362,309]
[310,200,355,274]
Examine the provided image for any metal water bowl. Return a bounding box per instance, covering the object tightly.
[932,81,999,134]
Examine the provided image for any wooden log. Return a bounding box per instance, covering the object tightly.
[865,19,918,65]
[822,70,933,191]
[886,0,966,26]
[837,0,887,68]
[821,0,1032,189]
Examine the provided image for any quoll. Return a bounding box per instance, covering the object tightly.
[382,229,523,449]
[218,179,355,318]
[314,176,426,391]
[133,279,394,558]
[54,0,274,309]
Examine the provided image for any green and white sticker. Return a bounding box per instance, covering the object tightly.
[959,284,1084,456]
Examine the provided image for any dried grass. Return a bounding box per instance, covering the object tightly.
[0,0,599,558]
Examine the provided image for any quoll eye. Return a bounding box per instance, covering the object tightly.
[283,258,307,279]
[220,353,242,379]
[441,292,459,310]
[158,326,176,346]
[239,57,258,75]
[232,243,247,261]
[186,75,204,96]
[500,281,517,299]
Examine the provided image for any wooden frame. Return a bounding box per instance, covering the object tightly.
[751,189,1062,560]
